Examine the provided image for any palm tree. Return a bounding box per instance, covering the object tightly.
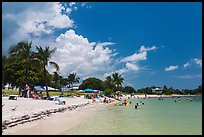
[52,71,60,88]
[105,76,114,89]
[112,72,124,92]
[67,73,80,91]
[35,46,59,98]
[9,41,33,85]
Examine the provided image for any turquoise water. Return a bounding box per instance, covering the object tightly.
[62,96,202,135]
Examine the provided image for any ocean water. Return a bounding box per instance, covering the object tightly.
[62,96,202,135]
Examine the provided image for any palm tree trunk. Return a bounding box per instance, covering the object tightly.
[44,65,49,98]
[111,86,115,93]
[25,59,28,85]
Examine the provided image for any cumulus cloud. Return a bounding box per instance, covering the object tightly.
[6,2,73,36]
[125,62,140,71]
[165,65,178,71]
[2,2,74,54]
[49,29,116,80]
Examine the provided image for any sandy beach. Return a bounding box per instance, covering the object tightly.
[2,94,197,135]
[2,95,116,135]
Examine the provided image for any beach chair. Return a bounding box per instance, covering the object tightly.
[54,97,65,105]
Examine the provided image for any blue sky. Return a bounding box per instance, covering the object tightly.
[2,2,202,89]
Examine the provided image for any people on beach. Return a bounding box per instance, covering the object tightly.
[34,88,38,96]
[26,84,30,98]
[38,91,44,99]
[103,97,107,103]
[18,87,22,97]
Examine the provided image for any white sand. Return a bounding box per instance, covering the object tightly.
[2,96,92,121]
[2,96,116,135]
[2,102,104,135]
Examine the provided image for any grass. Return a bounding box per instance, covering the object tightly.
[2,90,93,97]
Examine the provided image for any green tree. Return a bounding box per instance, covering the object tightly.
[104,76,114,90]
[52,71,60,89]
[35,46,59,98]
[8,41,34,85]
[67,73,80,90]
[123,86,136,93]
[112,72,124,92]
[79,77,105,91]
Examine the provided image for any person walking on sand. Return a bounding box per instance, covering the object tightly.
[26,84,30,98]
[18,87,22,97]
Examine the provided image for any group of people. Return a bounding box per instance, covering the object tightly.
[103,97,113,103]
[18,84,44,99]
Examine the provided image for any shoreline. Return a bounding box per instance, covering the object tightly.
[2,102,109,135]
[2,94,200,135]
[2,96,117,135]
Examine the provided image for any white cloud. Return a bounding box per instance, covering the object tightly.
[49,29,116,80]
[183,62,190,68]
[73,7,78,10]
[183,58,202,69]
[193,58,202,67]
[121,45,157,62]
[69,2,76,7]
[165,65,178,71]
[66,7,72,13]
[121,52,147,62]
[126,62,139,71]
[139,45,157,52]
[4,2,74,38]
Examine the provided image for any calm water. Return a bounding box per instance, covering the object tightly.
[62,96,202,135]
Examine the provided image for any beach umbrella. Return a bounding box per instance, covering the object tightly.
[94,90,99,93]
[84,88,94,92]
[99,90,104,94]
[34,86,46,91]
[43,86,59,91]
